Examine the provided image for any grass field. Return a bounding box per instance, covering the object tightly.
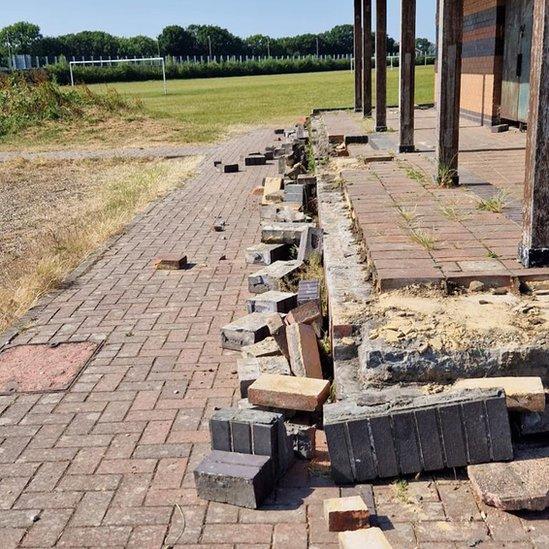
[90,67,435,143]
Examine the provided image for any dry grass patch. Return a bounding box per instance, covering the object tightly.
[0,156,201,332]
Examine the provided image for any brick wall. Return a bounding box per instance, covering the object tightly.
[460,0,506,125]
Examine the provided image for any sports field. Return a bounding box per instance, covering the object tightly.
[90,67,435,142]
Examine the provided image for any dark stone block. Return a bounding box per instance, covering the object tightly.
[223,163,239,173]
[485,396,513,461]
[438,404,468,468]
[462,400,491,464]
[415,408,444,471]
[231,420,252,454]
[210,416,231,452]
[297,279,321,306]
[245,155,267,166]
[324,422,353,484]
[194,450,274,509]
[347,419,376,481]
[393,412,421,475]
[369,415,399,478]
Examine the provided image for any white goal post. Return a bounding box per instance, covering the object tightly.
[69,57,167,95]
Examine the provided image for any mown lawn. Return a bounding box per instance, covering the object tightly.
[90,67,434,142]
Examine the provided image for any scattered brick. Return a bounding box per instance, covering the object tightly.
[245,154,267,166]
[453,377,545,412]
[324,389,513,484]
[297,227,324,262]
[324,495,370,532]
[246,291,298,314]
[241,337,283,359]
[248,261,303,294]
[491,124,509,133]
[248,374,331,412]
[245,243,288,266]
[285,301,323,337]
[237,356,291,398]
[220,313,272,351]
[286,419,316,459]
[284,183,305,206]
[261,222,315,245]
[297,279,321,307]
[153,255,188,271]
[262,177,284,205]
[338,527,393,549]
[287,323,323,379]
[518,394,549,435]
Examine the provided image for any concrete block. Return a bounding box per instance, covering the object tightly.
[491,123,509,133]
[324,389,513,484]
[338,528,392,549]
[261,222,315,245]
[453,377,545,412]
[248,374,331,412]
[261,205,309,223]
[297,279,321,307]
[324,495,370,532]
[245,154,267,166]
[221,313,271,351]
[154,255,188,270]
[287,323,323,379]
[284,183,305,206]
[194,450,274,509]
[285,301,323,337]
[245,243,288,266]
[286,420,316,459]
[262,177,284,205]
[237,356,291,398]
[209,408,294,478]
[247,291,297,314]
[297,227,324,262]
[248,261,303,294]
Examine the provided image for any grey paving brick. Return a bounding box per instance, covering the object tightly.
[246,291,298,314]
[248,261,303,294]
[245,243,289,266]
[220,313,272,351]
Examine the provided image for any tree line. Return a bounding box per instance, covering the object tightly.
[0,21,434,63]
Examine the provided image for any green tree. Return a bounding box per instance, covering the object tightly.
[321,25,353,55]
[157,26,195,56]
[0,21,41,55]
[245,34,272,56]
[187,24,244,56]
[416,37,434,55]
[118,35,158,57]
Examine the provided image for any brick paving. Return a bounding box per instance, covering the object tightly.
[0,128,547,547]
[333,109,549,290]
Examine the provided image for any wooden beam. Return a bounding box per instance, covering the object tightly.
[375,0,387,131]
[520,0,549,268]
[435,0,463,186]
[354,0,363,112]
[362,0,373,117]
[399,0,416,153]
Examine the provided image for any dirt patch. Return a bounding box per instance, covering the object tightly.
[368,289,549,351]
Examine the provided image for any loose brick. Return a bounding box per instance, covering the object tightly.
[220,313,272,351]
[519,394,549,435]
[248,261,303,294]
[324,389,513,484]
[237,356,291,398]
[285,300,323,337]
[241,337,283,359]
[262,177,284,205]
[245,154,267,166]
[154,255,188,271]
[324,495,370,532]
[245,243,288,266]
[287,323,322,379]
[297,227,324,262]
[261,222,315,245]
[284,183,305,206]
[338,527,392,548]
[194,450,274,509]
[248,374,331,412]
[246,291,298,314]
[297,279,321,306]
[453,377,545,412]
[286,420,317,459]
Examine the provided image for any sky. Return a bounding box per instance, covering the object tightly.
[0,0,437,41]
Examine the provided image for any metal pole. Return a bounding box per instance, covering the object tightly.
[162,59,167,95]
[70,63,75,86]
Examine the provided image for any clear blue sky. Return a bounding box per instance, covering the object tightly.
[0,0,436,41]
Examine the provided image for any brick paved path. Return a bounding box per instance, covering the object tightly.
[0,129,547,548]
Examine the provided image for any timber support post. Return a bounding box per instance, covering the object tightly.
[362,0,373,117]
[354,0,363,112]
[519,0,549,268]
[399,0,416,153]
[435,0,464,186]
[375,0,387,131]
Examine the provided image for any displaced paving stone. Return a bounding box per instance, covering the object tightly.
[194,450,274,509]
[245,154,267,166]
[491,123,509,133]
[324,495,370,532]
[287,323,323,379]
[221,313,272,351]
[468,445,549,511]
[262,177,284,205]
[297,227,324,262]
[261,222,315,245]
[248,374,331,412]
[285,301,323,337]
[518,394,549,434]
[209,408,294,477]
[246,291,298,314]
[245,243,288,266]
[297,279,322,307]
[248,261,303,294]
[242,337,283,359]
[237,356,291,398]
[324,389,513,484]
[286,419,316,459]
[223,163,239,173]
[284,183,305,206]
[261,205,309,223]
[453,377,545,412]
[153,254,188,270]
[338,527,392,549]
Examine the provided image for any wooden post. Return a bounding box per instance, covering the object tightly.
[362,0,373,117]
[519,0,549,268]
[399,0,416,153]
[435,0,463,186]
[375,0,388,131]
[354,0,363,112]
